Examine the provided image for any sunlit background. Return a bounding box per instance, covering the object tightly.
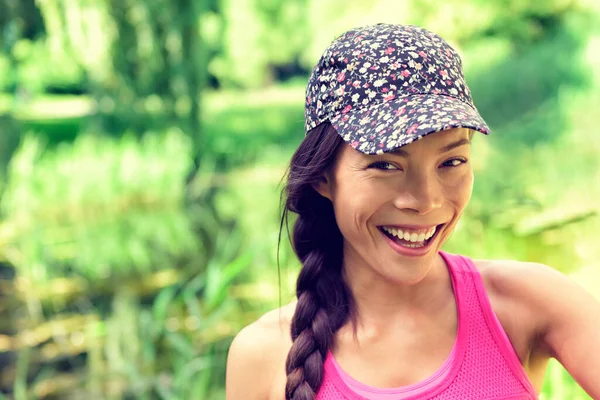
[0,0,599,399]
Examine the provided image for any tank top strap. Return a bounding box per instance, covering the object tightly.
[441,251,538,396]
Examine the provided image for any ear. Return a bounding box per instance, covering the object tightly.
[312,172,333,201]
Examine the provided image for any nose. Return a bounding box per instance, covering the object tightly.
[393,170,443,215]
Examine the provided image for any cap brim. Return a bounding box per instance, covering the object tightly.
[330,94,490,155]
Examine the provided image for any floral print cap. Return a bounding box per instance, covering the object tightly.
[305,24,490,154]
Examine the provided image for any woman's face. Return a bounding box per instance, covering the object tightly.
[315,128,473,285]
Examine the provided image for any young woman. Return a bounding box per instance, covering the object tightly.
[226,24,600,400]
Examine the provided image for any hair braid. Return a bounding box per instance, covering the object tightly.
[281,123,353,400]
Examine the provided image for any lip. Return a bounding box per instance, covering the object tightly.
[378,224,444,257]
[379,224,439,230]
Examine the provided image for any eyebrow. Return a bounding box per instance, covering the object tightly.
[440,138,472,152]
[392,138,471,156]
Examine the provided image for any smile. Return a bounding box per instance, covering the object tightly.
[378,224,444,254]
[381,226,437,244]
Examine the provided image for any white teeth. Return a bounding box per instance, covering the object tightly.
[424,226,437,239]
[402,242,426,248]
[381,225,438,242]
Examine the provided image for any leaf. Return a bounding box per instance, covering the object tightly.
[165,332,195,359]
[171,357,211,398]
[152,286,178,334]
[205,250,253,311]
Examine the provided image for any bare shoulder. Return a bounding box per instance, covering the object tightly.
[474,258,565,296]
[226,301,296,400]
[473,257,596,345]
[474,258,578,306]
[473,258,569,323]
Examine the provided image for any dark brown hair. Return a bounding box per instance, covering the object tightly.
[280,122,355,400]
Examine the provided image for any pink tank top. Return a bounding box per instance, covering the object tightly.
[316,251,539,399]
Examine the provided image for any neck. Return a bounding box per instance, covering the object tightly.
[341,252,454,336]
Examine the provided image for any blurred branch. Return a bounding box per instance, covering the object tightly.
[515,208,598,236]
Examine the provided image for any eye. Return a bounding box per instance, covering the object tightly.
[441,157,467,168]
[368,161,400,171]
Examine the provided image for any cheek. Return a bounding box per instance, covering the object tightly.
[444,170,473,210]
[330,180,383,234]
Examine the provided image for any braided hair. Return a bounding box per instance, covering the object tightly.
[280,123,355,400]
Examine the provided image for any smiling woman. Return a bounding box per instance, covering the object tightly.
[225,24,600,400]
[313,128,474,285]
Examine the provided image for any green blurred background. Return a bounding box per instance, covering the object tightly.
[0,0,599,399]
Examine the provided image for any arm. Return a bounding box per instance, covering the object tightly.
[537,266,600,399]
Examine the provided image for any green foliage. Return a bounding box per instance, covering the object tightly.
[0,130,251,398]
[211,0,308,87]
[0,55,13,91]
[9,38,85,94]
[202,86,305,169]
[0,114,21,175]
[93,0,208,145]
[1,130,198,283]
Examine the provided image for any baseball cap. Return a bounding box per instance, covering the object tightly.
[304,24,490,154]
